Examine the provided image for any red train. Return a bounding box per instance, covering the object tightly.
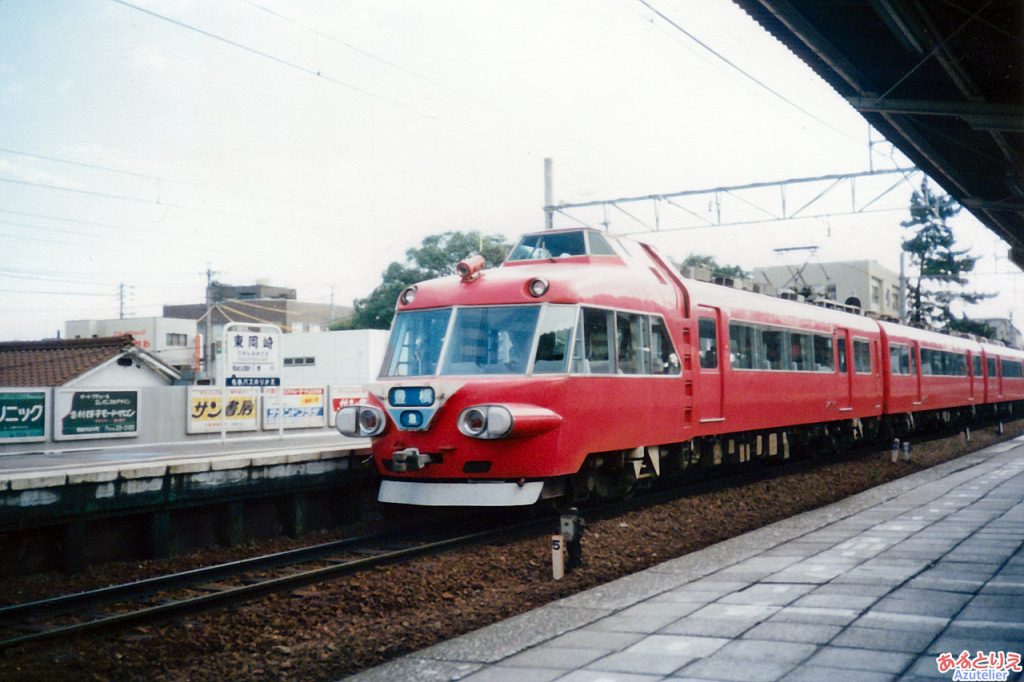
[336,228,1024,506]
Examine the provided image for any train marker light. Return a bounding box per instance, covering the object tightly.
[527,277,549,298]
[336,405,387,438]
[456,255,485,282]
[399,285,417,306]
[457,405,513,439]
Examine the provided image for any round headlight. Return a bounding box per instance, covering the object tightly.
[399,286,417,305]
[527,277,549,298]
[358,408,381,433]
[460,407,487,436]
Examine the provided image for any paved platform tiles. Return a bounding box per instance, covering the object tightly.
[352,439,1024,682]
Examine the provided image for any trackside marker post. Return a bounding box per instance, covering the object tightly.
[551,535,565,580]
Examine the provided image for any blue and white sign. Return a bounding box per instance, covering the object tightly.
[223,323,281,388]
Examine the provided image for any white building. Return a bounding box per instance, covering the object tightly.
[66,317,199,372]
[279,329,389,387]
[752,260,901,319]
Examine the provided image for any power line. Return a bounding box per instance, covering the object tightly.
[634,0,864,146]
[109,0,437,121]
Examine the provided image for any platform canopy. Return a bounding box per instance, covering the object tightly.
[732,0,1024,266]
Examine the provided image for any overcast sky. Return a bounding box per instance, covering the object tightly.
[1,0,1019,341]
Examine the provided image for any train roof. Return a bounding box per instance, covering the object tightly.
[978,341,1024,359]
[877,320,982,352]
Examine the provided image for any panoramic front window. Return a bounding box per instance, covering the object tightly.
[441,306,540,375]
[382,308,452,377]
[507,231,587,261]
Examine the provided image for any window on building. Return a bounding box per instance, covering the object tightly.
[284,356,316,366]
[166,333,189,347]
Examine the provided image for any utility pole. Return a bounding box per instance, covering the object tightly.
[203,264,220,381]
[118,282,126,319]
[544,158,554,229]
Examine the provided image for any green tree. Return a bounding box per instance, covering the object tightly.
[343,231,512,329]
[678,253,749,280]
[901,179,992,335]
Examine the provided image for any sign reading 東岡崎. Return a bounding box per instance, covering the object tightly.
[55,389,139,440]
[187,386,259,433]
[0,389,49,443]
[223,323,282,388]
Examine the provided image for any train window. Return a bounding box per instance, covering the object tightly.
[973,355,983,376]
[573,308,615,374]
[761,329,785,370]
[441,306,540,375]
[988,357,997,377]
[853,339,871,373]
[789,332,814,371]
[837,337,848,372]
[587,232,617,256]
[507,231,587,260]
[729,322,758,370]
[889,343,912,375]
[1004,360,1024,378]
[698,318,718,369]
[532,305,577,374]
[382,308,453,377]
[813,334,834,372]
[650,317,679,374]
[921,348,934,375]
[616,312,650,374]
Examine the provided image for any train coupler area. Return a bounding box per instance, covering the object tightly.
[390,448,438,472]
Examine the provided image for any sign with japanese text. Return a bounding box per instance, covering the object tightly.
[328,385,368,425]
[223,323,281,387]
[262,387,327,429]
[0,389,48,443]
[186,386,259,434]
[55,389,139,440]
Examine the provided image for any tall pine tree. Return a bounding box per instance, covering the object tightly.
[901,179,992,335]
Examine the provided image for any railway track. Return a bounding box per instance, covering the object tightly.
[0,517,548,652]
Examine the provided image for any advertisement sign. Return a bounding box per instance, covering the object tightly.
[187,386,259,434]
[262,387,327,429]
[328,385,368,425]
[224,323,281,387]
[54,389,139,440]
[0,389,49,443]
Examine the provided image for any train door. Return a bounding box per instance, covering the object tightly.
[697,306,724,423]
[911,342,923,406]
[969,352,980,402]
[836,328,853,412]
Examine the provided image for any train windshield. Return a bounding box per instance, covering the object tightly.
[382,305,544,377]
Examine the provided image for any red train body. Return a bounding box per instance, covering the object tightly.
[336,229,1023,506]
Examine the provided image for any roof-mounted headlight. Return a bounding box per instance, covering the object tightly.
[527,277,549,298]
[336,405,387,438]
[399,286,417,306]
[457,405,513,439]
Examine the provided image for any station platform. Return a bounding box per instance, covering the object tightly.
[353,438,1024,681]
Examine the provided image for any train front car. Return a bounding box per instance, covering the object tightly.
[336,229,690,506]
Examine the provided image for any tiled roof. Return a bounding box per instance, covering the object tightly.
[0,336,135,387]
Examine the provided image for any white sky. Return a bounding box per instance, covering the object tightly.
[1,0,1020,341]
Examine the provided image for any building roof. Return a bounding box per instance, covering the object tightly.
[732,0,1024,267]
[0,336,178,387]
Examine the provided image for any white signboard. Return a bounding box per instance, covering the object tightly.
[224,323,281,387]
[328,385,368,424]
[187,386,259,434]
[262,387,327,429]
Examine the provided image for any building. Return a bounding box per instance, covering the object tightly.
[278,329,389,386]
[0,336,180,388]
[979,318,1024,349]
[163,280,353,378]
[65,317,199,373]
[752,260,901,319]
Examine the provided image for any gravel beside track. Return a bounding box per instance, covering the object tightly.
[1,423,1020,680]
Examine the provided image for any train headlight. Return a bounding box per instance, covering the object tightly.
[527,277,549,298]
[336,405,387,438]
[458,405,514,439]
[399,286,417,306]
